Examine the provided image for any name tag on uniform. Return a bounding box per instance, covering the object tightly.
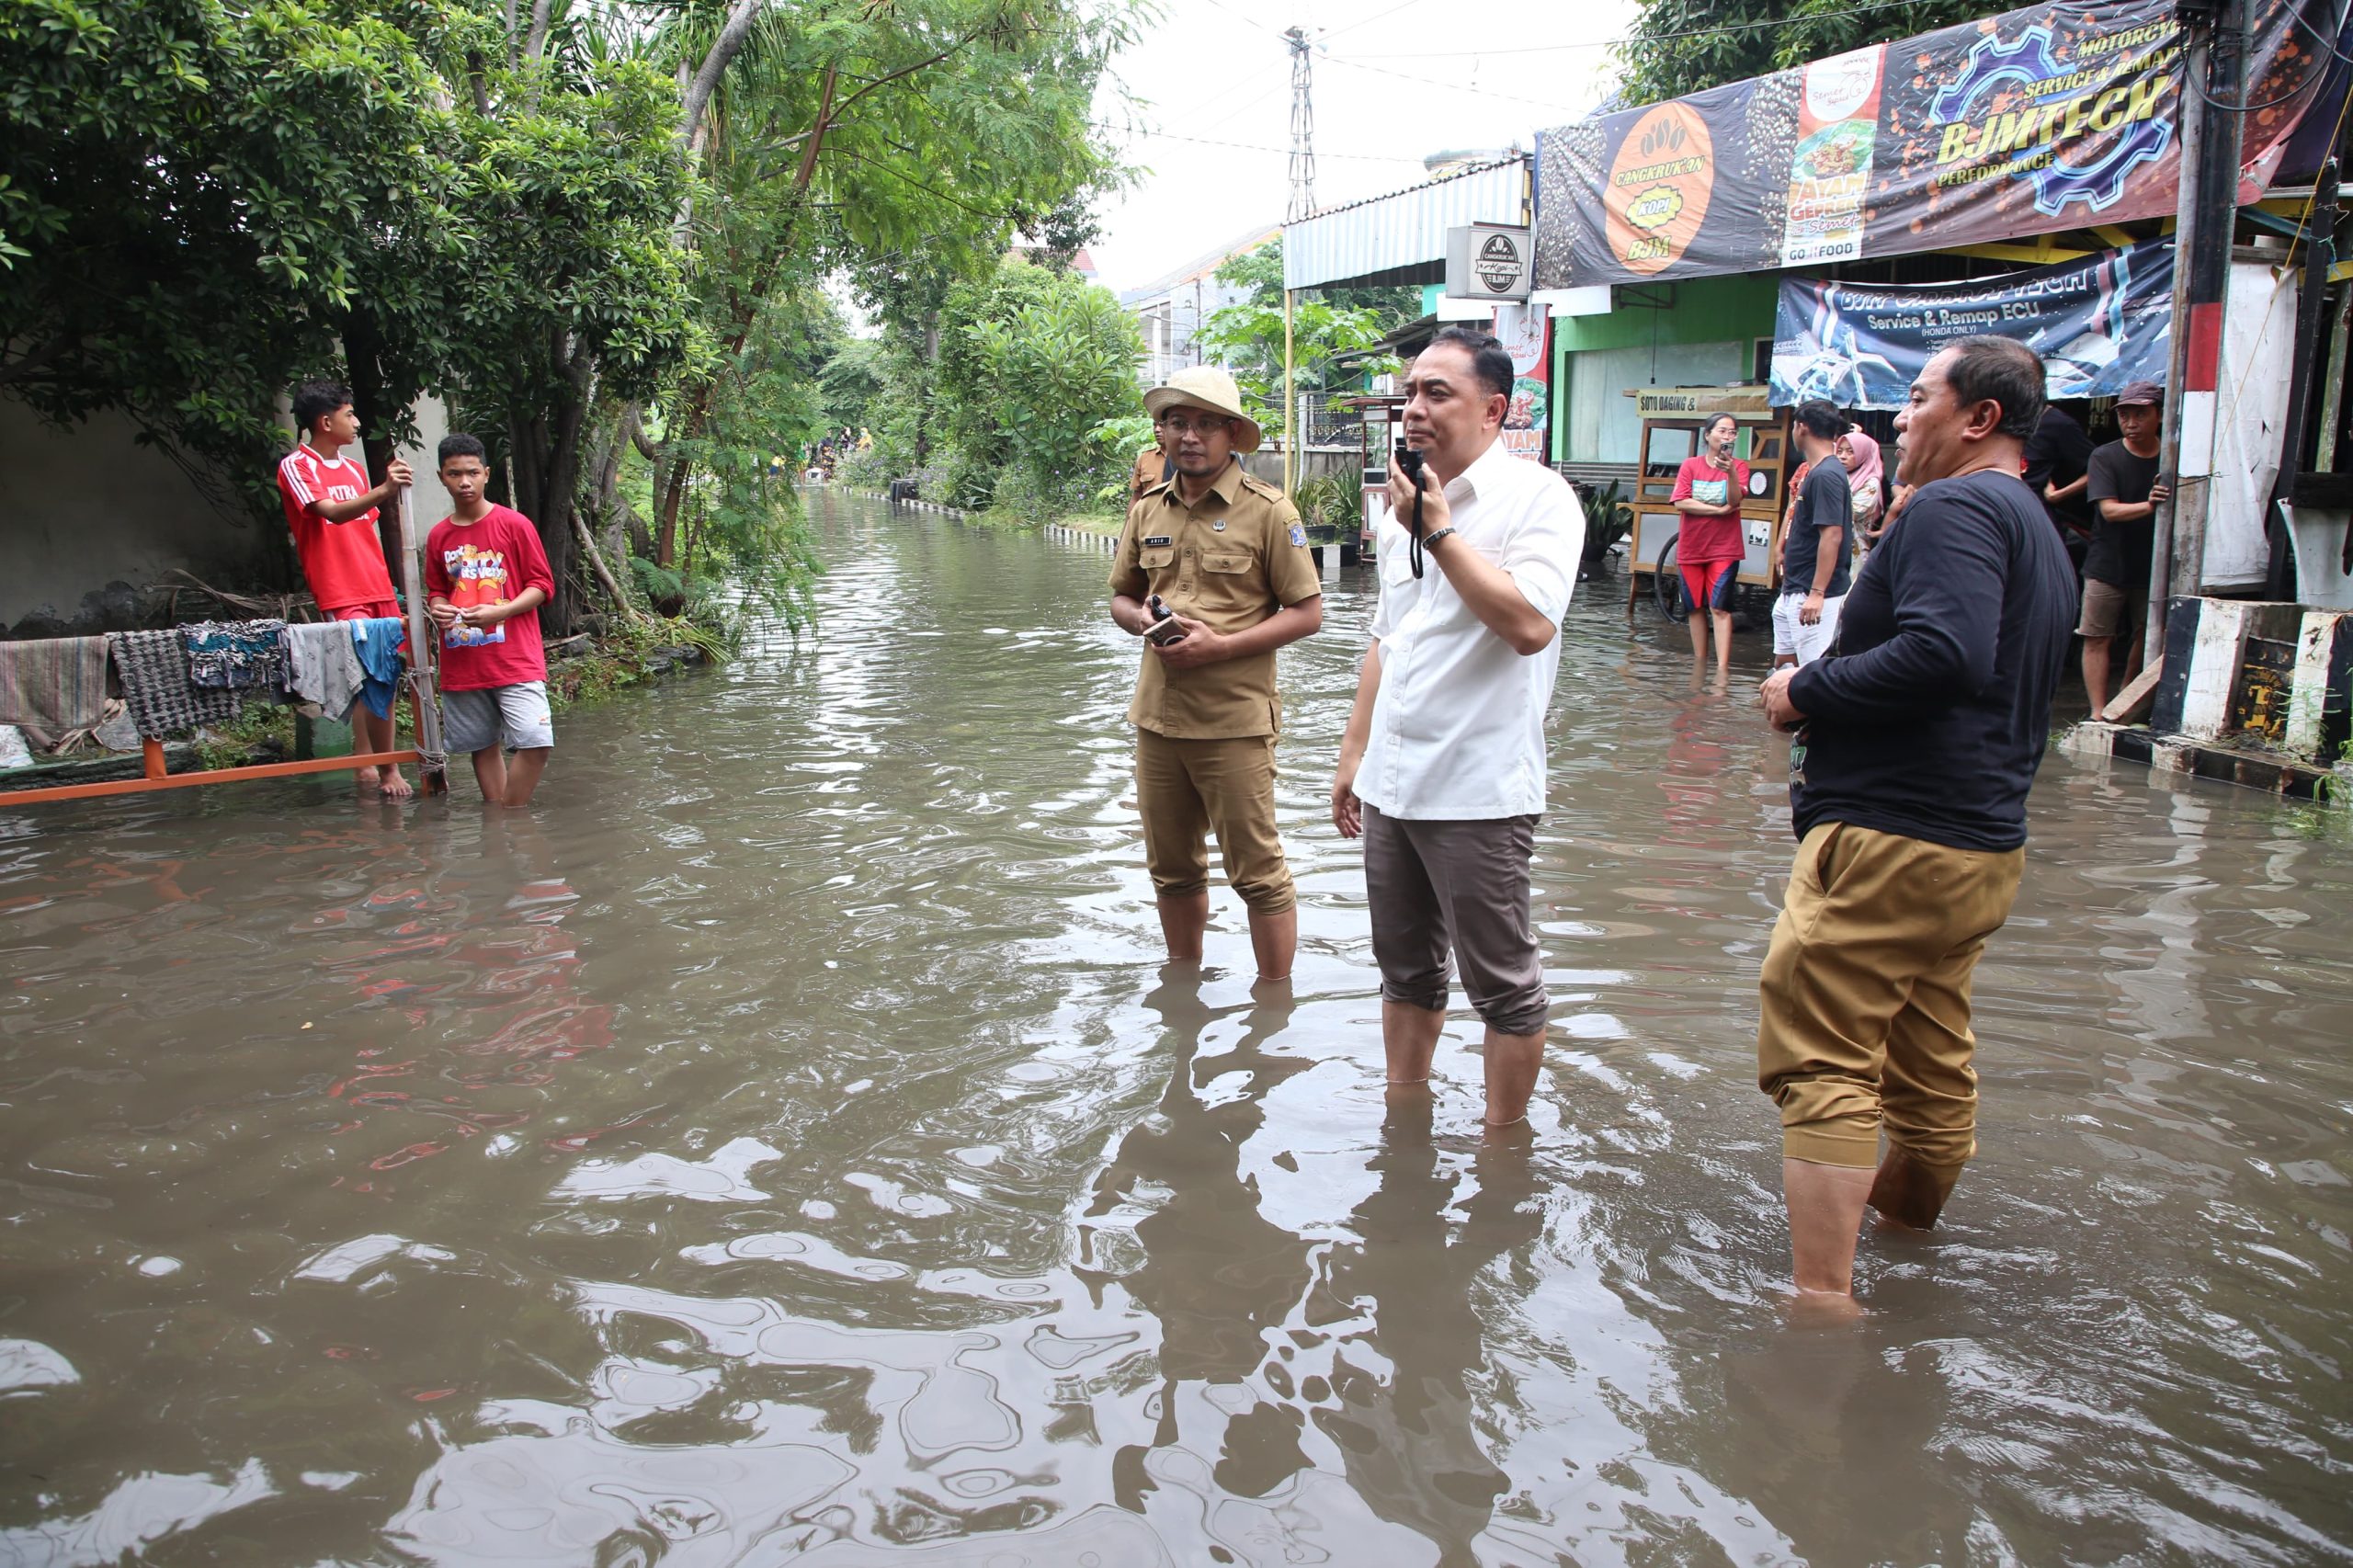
[1143,534,1173,547]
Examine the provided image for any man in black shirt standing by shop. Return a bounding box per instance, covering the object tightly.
[1756,336,2077,1312]
[2022,403,2095,567]
[2078,380,2168,714]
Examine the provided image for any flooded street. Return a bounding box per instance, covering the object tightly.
[4,488,2350,1566]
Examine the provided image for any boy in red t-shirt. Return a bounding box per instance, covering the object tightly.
[425,434,556,807]
[278,380,415,796]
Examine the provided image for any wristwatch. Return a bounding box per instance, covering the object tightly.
[1421,526,1458,550]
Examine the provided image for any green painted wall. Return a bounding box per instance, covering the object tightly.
[1548,274,1780,462]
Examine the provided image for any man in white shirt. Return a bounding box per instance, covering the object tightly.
[1329,327,1586,1127]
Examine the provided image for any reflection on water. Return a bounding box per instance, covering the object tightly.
[1,491,2348,1564]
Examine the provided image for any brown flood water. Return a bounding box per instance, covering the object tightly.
[3,488,2350,1566]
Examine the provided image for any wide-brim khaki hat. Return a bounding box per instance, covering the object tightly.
[1142,365,1264,454]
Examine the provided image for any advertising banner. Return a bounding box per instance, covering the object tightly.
[1534,0,2342,288]
[1494,301,1552,461]
[1768,240,2174,408]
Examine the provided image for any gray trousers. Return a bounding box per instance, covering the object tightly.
[1362,804,1548,1036]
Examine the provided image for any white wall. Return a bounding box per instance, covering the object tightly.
[1563,341,1749,464]
[0,393,282,634]
[2,391,457,636]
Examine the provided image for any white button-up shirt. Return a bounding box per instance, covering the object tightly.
[1357,439,1585,820]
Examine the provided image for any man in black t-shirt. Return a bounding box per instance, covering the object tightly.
[2022,404,2095,562]
[2079,380,2168,714]
[1772,401,1856,669]
[1756,336,2076,1311]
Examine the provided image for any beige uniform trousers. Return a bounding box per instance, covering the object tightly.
[1756,822,2025,1193]
[1134,729,1294,915]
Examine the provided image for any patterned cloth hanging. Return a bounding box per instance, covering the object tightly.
[182,619,290,691]
[0,636,109,733]
[108,631,241,740]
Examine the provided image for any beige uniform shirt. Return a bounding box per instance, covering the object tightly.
[1108,460,1321,739]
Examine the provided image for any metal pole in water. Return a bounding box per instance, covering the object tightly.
[396,483,449,793]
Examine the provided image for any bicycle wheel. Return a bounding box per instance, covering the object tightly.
[1654,537,1685,622]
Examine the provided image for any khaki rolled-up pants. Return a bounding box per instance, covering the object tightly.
[1135,728,1295,915]
[1756,822,2024,1192]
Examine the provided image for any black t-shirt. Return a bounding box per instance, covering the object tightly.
[2083,439,2160,587]
[1781,456,1854,597]
[1787,469,2077,853]
[2022,406,2095,530]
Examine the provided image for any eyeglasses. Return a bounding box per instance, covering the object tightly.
[1158,413,1233,437]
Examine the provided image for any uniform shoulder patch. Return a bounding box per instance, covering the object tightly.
[1288,523,1307,548]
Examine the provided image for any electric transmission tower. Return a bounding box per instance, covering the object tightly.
[1285,26,1316,222]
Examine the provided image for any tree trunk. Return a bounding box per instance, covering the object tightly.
[509,349,594,635]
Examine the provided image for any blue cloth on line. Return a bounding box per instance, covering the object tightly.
[348,618,406,721]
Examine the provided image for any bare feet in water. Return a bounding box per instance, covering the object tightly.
[372,767,414,800]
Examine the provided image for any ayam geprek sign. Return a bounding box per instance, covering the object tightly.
[1533,0,2346,288]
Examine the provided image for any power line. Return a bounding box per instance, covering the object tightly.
[1095,121,1428,163]
[1196,0,1283,36]
[1318,53,1592,116]
[1322,0,1433,43]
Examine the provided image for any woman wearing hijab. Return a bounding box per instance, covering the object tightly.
[1838,429,1887,558]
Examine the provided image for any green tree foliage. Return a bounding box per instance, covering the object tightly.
[953,264,1142,517]
[635,0,1133,574]
[0,0,699,627]
[1,0,1131,627]
[0,0,461,471]
[1615,0,2006,107]
[1194,244,1397,441]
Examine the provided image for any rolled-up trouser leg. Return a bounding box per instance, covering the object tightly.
[1135,728,1211,901]
[1756,822,2023,1171]
[1435,814,1547,1037]
[1366,810,1546,1031]
[1365,803,1450,1013]
[1196,734,1295,915]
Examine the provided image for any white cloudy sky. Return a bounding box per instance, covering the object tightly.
[1086,0,1641,293]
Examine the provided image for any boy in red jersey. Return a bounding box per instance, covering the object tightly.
[425,434,556,807]
[278,381,415,796]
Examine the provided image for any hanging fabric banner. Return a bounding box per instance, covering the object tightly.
[1534,0,2343,288]
[1494,302,1552,461]
[1768,239,2175,409]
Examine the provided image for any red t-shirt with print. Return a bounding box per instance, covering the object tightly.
[424,506,554,690]
[1669,455,1751,565]
[277,445,398,611]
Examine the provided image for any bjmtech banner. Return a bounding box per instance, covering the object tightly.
[1535,0,2344,287]
[1769,240,2176,409]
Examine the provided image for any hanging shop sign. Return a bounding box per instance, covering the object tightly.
[1534,0,2342,288]
[1445,224,1534,300]
[1493,301,1552,460]
[1768,239,2174,409]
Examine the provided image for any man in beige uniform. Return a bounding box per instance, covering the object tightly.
[1109,366,1324,981]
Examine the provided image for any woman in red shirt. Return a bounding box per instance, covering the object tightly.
[1669,413,1748,675]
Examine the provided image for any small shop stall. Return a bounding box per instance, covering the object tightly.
[1621,385,1792,619]
[1335,392,1409,551]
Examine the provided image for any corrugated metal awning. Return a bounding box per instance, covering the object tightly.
[1284,160,1530,292]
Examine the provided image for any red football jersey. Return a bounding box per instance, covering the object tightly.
[277,445,397,612]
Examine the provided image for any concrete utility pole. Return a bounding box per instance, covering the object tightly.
[2151,0,2248,671]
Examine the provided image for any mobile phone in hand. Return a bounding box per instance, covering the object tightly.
[1144,594,1186,645]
